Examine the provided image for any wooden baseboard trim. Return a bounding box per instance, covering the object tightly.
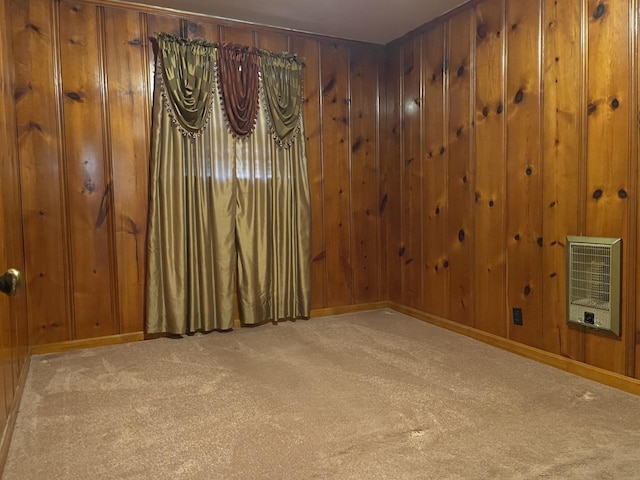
[388,302,640,396]
[31,332,144,355]
[311,301,390,318]
[0,353,31,473]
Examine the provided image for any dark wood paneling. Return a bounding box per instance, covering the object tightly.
[384,44,402,304]
[11,0,382,347]
[541,0,584,360]
[256,30,289,52]
[58,1,117,339]
[320,42,353,307]
[584,0,631,375]
[11,0,71,345]
[221,25,255,46]
[422,24,449,319]
[350,45,379,303]
[0,0,30,466]
[401,36,423,309]
[103,7,148,334]
[474,0,505,336]
[446,10,474,326]
[388,0,640,378]
[505,0,542,347]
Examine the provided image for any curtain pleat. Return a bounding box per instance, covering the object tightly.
[146,48,237,334]
[259,52,304,147]
[235,75,311,325]
[217,44,260,137]
[157,34,216,134]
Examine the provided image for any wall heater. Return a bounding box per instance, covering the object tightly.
[566,236,621,336]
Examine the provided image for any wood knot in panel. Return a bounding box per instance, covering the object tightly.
[458,229,465,242]
[587,103,597,115]
[457,65,465,77]
[477,24,488,39]
[379,194,388,214]
[482,106,489,117]
[514,234,520,241]
[497,104,504,114]
[398,247,406,257]
[537,237,543,247]
[523,285,531,296]
[514,89,524,104]
[592,189,603,200]
[526,167,532,176]
[611,98,619,109]
[593,3,606,19]
[618,189,628,199]
[65,91,83,102]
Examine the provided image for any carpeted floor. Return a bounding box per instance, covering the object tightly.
[4,309,640,479]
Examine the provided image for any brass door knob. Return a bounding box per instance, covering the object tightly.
[0,269,21,297]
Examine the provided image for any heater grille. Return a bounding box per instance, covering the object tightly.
[566,236,621,335]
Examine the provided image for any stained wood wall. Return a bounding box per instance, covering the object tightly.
[383,0,640,378]
[0,0,30,464]
[11,0,383,346]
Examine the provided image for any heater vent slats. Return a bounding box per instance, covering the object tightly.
[566,236,621,336]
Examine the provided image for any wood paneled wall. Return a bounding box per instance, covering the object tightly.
[11,0,383,346]
[0,0,30,466]
[383,0,640,378]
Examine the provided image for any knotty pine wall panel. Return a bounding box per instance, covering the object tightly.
[401,36,423,309]
[473,0,505,337]
[11,0,72,344]
[350,45,380,303]
[504,0,543,348]
[58,1,118,339]
[583,0,633,375]
[541,0,584,360]
[10,0,382,346]
[386,0,640,378]
[320,42,353,307]
[0,0,30,435]
[381,44,402,304]
[446,10,474,327]
[103,7,149,334]
[422,24,449,318]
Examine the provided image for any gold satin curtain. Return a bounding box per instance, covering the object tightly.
[146,35,311,334]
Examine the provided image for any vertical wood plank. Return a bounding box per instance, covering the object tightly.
[320,42,352,307]
[541,0,584,360]
[0,0,20,415]
[350,44,379,303]
[11,0,72,344]
[59,1,117,339]
[401,36,423,309]
[220,25,255,46]
[185,18,220,42]
[505,0,543,347]
[474,0,506,336]
[377,49,388,301]
[422,24,449,318]
[290,35,325,309]
[256,30,289,52]
[584,0,630,374]
[447,11,474,326]
[384,44,403,304]
[103,7,148,334]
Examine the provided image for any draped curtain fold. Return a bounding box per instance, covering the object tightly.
[146,34,311,335]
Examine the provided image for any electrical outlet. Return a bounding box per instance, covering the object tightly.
[512,307,523,326]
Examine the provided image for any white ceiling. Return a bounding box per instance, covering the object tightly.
[131,0,468,44]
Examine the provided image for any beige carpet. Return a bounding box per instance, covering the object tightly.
[4,309,640,479]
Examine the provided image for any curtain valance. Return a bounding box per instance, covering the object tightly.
[156,34,305,148]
